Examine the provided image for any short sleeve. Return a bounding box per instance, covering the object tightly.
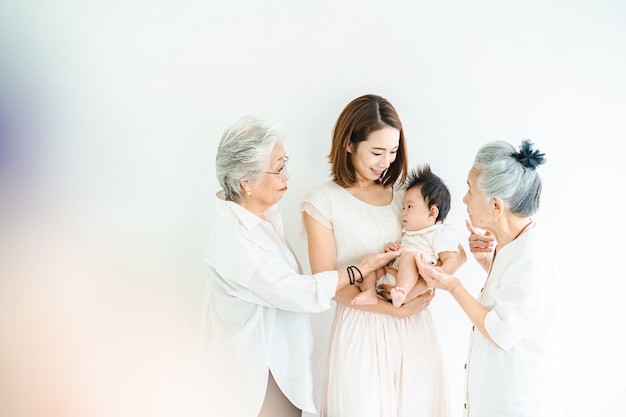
[476,233,556,350]
[432,224,460,254]
[483,253,547,350]
[300,185,333,238]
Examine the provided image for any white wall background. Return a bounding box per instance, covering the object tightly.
[1,1,625,416]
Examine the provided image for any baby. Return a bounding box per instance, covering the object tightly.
[352,164,460,306]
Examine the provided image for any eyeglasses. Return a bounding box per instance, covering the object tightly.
[264,156,289,179]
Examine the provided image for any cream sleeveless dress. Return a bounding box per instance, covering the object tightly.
[301,181,449,417]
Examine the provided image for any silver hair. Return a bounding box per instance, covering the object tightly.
[473,140,544,217]
[215,115,284,202]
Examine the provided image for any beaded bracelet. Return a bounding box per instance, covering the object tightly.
[346,266,364,285]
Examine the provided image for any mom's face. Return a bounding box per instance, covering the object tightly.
[349,127,400,181]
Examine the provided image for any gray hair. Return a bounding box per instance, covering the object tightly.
[473,140,546,217]
[215,116,285,202]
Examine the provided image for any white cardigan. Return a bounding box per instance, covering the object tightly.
[203,192,338,416]
[464,226,564,417]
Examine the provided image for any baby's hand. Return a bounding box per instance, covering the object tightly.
[384,242,403,252]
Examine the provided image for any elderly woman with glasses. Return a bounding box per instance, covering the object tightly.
[202,116,401,417]
[417,140,563,417]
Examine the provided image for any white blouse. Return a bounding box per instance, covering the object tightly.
[203,191,339,416]
[301,181,404,267]
[464,226,563,417]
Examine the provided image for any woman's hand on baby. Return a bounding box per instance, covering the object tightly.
[358,249,401,275]
[416,253,457,292]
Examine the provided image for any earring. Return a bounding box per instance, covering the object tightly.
[246,191,251,196]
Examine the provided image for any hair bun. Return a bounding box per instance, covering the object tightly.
[512,139,546,170]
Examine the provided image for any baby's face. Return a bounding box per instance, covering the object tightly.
[401,187,436,231]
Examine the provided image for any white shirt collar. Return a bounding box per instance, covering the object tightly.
[215,190,281,232]
[403,223,442,236]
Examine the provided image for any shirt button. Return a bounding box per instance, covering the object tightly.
[472,325,475,331]
[464,403,467,409]
[464,363,467,370]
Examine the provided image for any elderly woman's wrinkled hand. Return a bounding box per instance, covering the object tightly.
[358,249,401,276]
[465,219,496,272]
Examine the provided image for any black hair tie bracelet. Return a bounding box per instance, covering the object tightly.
[347,266,364,285]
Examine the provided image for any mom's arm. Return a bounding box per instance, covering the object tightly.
[303,212,432,318]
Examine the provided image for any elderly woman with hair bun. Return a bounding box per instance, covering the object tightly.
[202,116,401,417]
[417,140,564,417]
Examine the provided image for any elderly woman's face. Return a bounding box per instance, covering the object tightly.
[463,168,491,229]
[250,143,289,209]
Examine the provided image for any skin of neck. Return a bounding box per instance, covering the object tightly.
[490,215,532,247]
[354,172,378,189]
[481,197,532,247]
[237,196,268,220]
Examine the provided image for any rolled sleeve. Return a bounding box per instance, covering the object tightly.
[206,196,339,314]
[484,260,543,351]
[484,308,523,351]
[247,265,338,313]
[314,271,339,309]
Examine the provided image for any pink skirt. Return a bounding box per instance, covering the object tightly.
[320,304,449,417]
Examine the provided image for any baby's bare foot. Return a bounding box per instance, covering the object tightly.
[390,287,407,307]
[352,290,379,305]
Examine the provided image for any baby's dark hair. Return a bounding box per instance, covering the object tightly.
[405,164,451,223]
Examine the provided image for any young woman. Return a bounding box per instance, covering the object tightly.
[301,94,466,417]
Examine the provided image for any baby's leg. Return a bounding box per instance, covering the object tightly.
[352,267,385,305]
[391,252,420,307]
